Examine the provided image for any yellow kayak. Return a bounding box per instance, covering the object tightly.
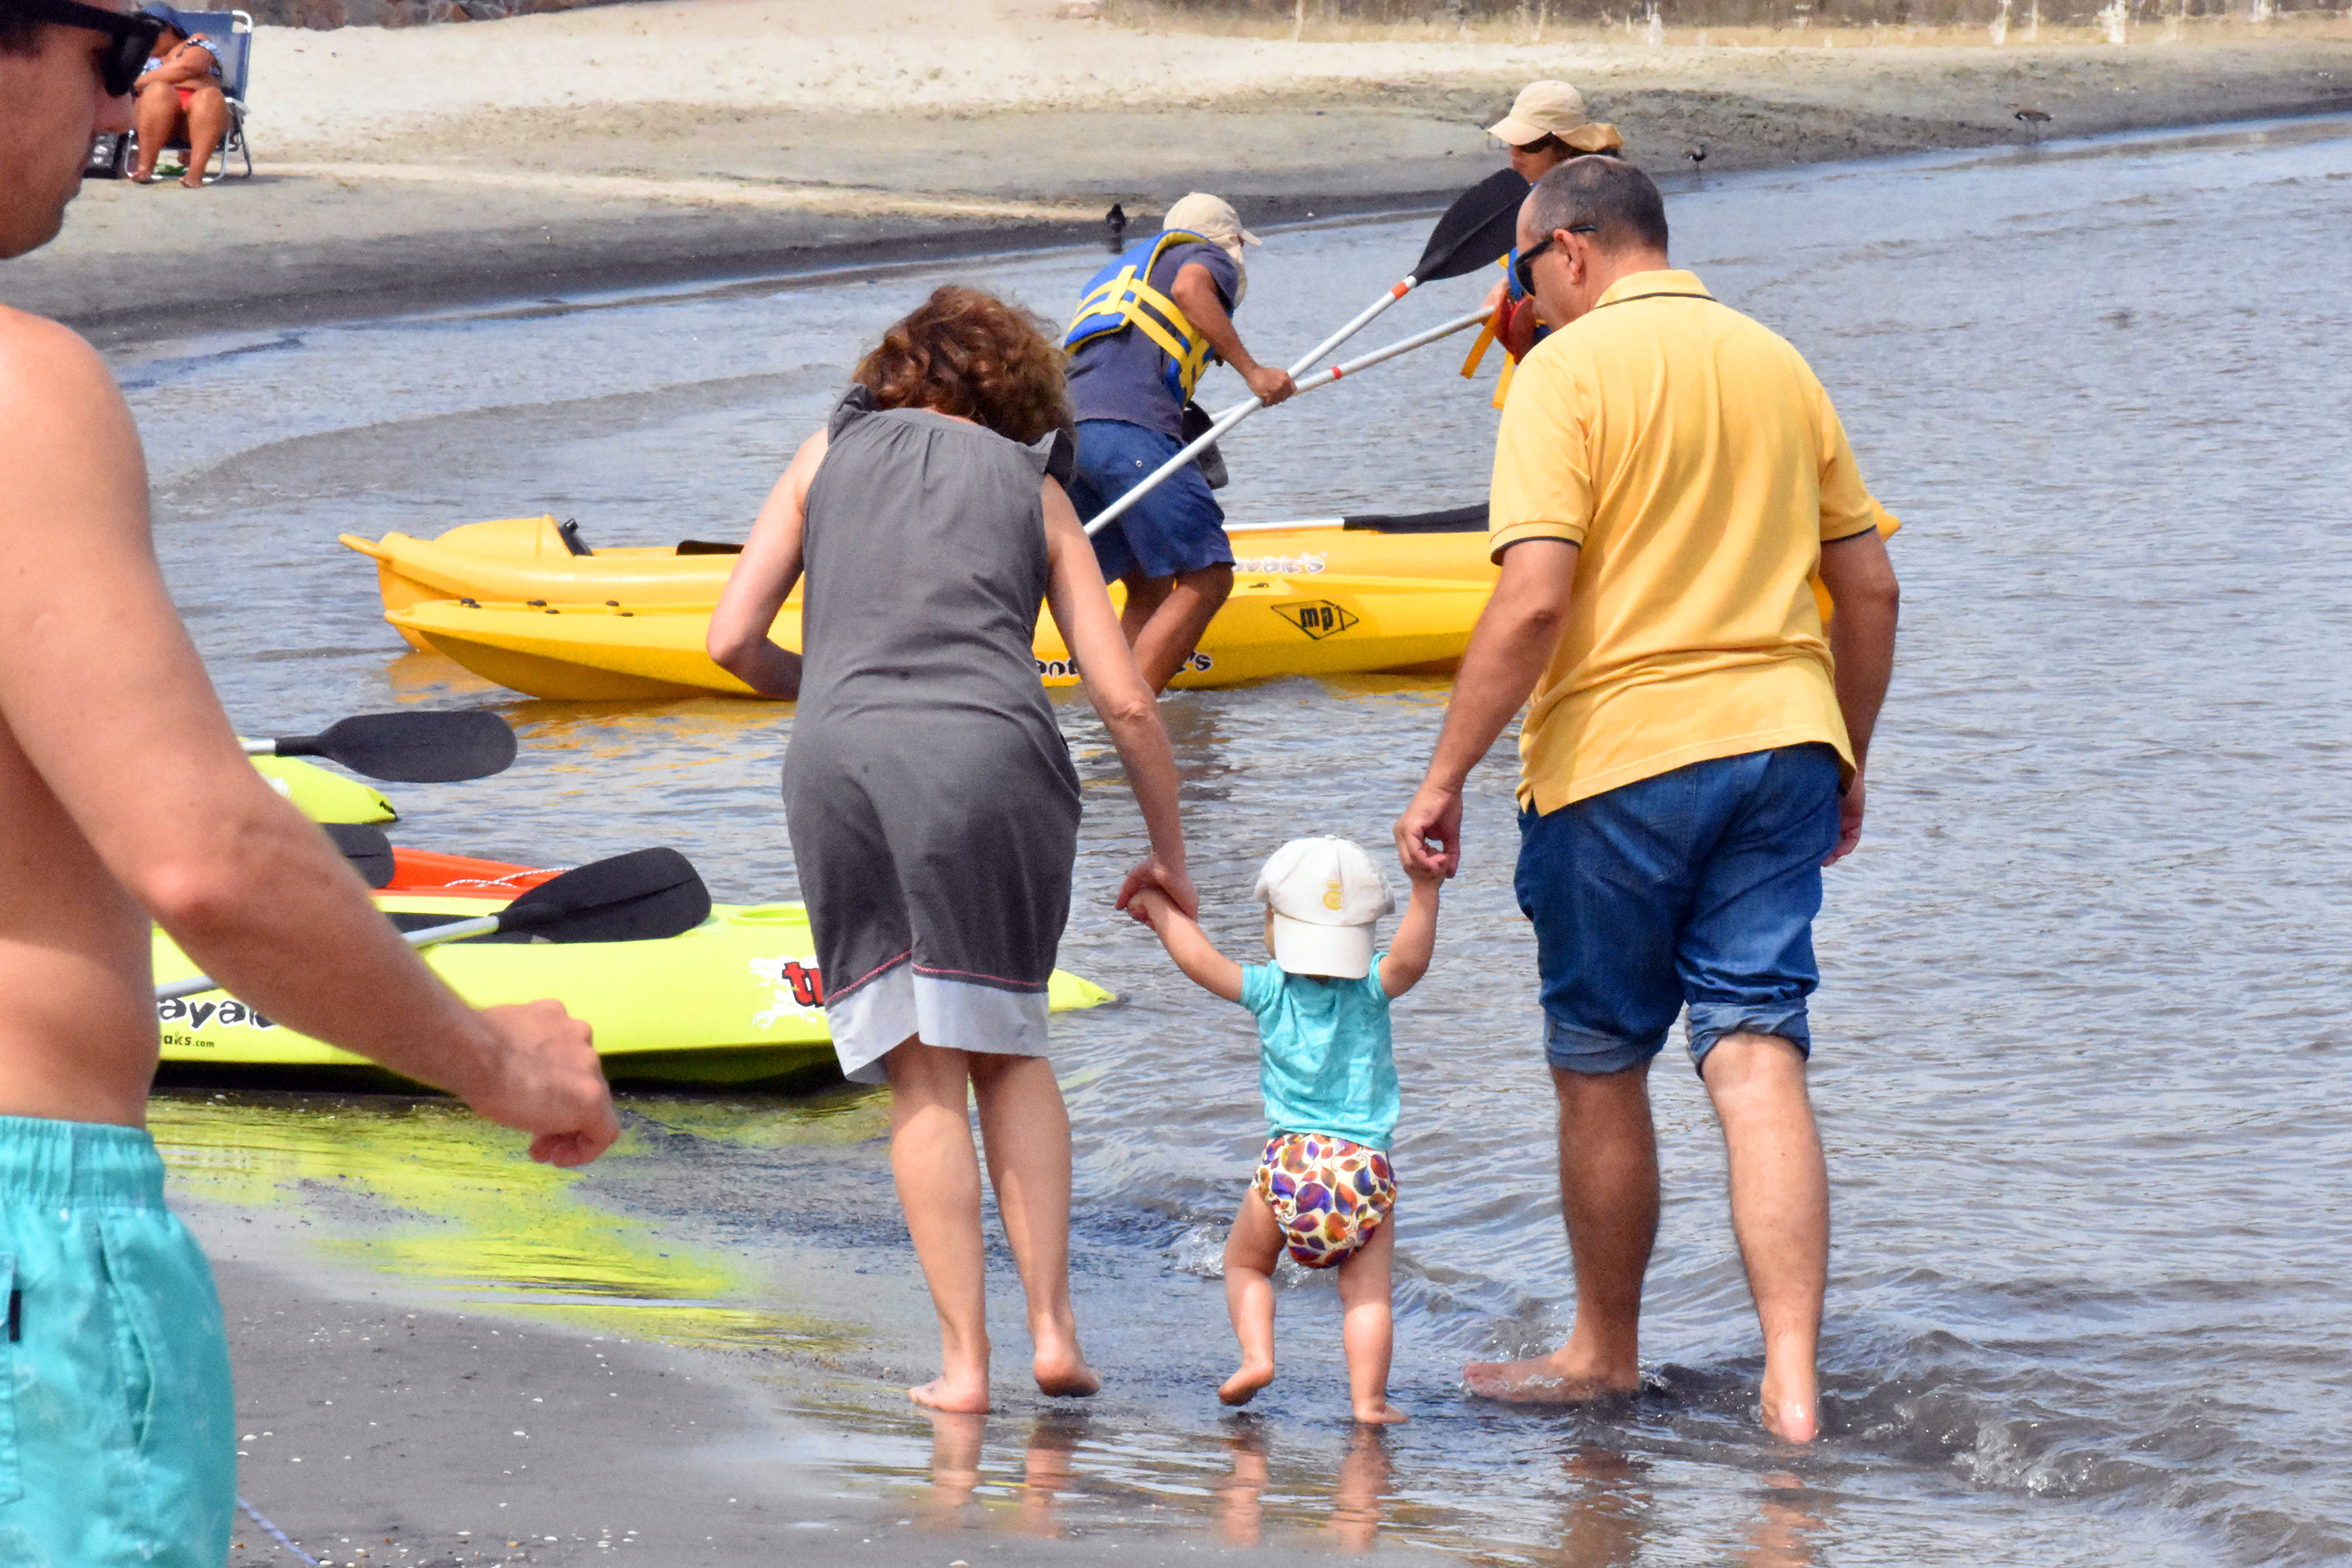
[345,500,1896,646]
[339,508,1498,644]
[385,572,1492,702]
[154,891,1112,1088]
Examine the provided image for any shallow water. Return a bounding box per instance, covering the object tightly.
[122,114,2352,1564]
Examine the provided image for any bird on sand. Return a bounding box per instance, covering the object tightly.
[1103,203,1127,250]
[2013,104,2052,142]
[1686,144,1708,166]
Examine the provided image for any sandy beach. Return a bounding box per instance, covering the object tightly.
[5,0,2347,339]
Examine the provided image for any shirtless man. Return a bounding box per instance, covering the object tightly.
[1,5,619,1561]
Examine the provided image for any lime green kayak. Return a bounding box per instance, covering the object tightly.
[250,753,394,824]
[154,891,1114,1088]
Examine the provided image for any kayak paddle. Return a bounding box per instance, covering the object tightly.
[246,710,519,784]
[1085,303,1497,539]
[1086,172,1527,538]
[157,847,712,1001]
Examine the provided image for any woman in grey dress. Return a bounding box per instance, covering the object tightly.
[709,287,1194,1414]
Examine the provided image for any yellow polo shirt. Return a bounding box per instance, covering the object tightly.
[1490,270,1886,813]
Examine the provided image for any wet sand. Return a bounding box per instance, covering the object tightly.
[203,1225,1441,1567]
[3,0,2346,340]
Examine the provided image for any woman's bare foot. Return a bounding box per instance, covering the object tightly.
[1218,1359,1275,1406]
[1032,1331,1101,1398]
[910,1369,991,1414]
[1759,1363,1820,1443]
[177,172,204,188]
[1461,1348,1640,1404]
[1352,1400,1409,1425]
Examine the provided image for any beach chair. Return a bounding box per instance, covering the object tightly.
[113,9,255,184]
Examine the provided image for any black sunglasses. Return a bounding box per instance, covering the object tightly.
[1513,224,1599,297]
[12,0,165,96]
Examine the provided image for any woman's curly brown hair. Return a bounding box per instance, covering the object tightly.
[853,285,1073,447]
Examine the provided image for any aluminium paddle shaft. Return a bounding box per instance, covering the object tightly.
[1083,169,1527,539]
[1083,307,1494,539]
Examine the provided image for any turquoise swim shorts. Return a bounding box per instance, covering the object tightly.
[0,1115,234,1567]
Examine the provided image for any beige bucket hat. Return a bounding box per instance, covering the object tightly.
[1486,80,1624,153]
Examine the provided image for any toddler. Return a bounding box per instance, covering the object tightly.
[1131,835,1438,1424]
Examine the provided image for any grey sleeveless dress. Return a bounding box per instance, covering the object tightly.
[783,389,1083,1083]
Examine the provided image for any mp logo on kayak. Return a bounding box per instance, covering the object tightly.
[751,956,825,1028]
[156,996,276,1033]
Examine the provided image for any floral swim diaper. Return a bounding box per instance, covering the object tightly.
[1252,1131,1396,1269]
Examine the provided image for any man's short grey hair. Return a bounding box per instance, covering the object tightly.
[1527,158,1671,257]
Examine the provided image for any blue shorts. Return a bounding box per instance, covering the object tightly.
[0,1116,235,1567]
[1514,744,1842,1077]
[1069,418,1232,583]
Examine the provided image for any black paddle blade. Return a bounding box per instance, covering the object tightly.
[1414,168,1532,284]
[494,848,711,945]
[322,822,395,888]
[275,710,519,783]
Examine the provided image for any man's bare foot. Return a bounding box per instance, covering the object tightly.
[178,172,204,188]
[1461,1349,1640,1404]
[1218,1359,1275,1406]
[909,1372,991,1414]
[1759,1363,1820,1443]
[1352,1401,1409,1425]
[1033,1337,1101,1399]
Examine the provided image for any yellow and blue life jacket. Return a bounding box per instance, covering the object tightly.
[1063,230,1218,404]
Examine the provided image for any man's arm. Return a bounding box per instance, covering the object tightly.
[1170,263,1294,408]
[0,311,615,1163]
[1393,538,1578,880]
[1815,527,1898,866]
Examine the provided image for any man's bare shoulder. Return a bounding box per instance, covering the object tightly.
[0,307,144,529]
[0,305,111,388]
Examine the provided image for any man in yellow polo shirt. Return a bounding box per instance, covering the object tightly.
[1394,158,1900,1444]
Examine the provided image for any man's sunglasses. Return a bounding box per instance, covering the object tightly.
[1513,223,1598,296]
[11,0,165,96]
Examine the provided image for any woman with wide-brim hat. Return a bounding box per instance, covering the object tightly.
[1479,82,1626,353]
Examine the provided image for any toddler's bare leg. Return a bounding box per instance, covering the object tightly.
[1220,1189,1284,1405]
[1338,1215,1406,1423]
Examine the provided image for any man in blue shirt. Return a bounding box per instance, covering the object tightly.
[1064,193,1295,693]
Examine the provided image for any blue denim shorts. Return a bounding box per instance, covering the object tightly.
[1069,419,1232,583]
[1514,744,1842,1076]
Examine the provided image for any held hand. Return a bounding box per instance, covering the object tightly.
[1243,365,1297,408]
[1116,855,1198,922]
[464,1000,619,1168]
[1481,274,1510,317]
[1126,886,1171,931]
[1824,774,1865,866]
[1394,783,1464,882]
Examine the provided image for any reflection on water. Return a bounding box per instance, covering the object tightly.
[122,114,2352,1567]
[156,1091,859,1352]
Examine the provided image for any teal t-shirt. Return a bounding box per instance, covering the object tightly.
[1236,959,1398,1151]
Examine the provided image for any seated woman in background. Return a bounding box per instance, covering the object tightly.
[131,3,227,187]
[708,285,1195,1414]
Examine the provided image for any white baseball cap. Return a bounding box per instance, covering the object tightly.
[1253,836,1396,980]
